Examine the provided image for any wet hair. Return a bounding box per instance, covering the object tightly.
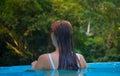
[51,20,80,70]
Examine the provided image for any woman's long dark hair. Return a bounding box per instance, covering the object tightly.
[51,20,80,70]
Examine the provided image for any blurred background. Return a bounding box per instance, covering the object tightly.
[0,0,120,66]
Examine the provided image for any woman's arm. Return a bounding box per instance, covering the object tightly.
[31,60,37,69]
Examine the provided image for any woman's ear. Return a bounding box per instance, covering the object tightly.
[51,33,57,47]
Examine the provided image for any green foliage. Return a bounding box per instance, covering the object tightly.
[0,0,120,66]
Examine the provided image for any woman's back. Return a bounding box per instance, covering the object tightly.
[32,51,87,70]
[32,20,87,70]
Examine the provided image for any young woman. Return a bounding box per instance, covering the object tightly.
[32,20,87,70]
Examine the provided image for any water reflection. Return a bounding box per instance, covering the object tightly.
[35,70,84,76]
[25,69,84,76]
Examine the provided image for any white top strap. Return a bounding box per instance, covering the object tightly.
[76,54,80,68]
[48,54,55,70]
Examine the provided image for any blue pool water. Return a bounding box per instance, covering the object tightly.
[0,62,120,76]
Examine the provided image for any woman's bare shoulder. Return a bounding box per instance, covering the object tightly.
[38,53,48,60]
[34,53,49,70]
[37,53,50,65]
[76,53,84,58]
[76,53,83,57]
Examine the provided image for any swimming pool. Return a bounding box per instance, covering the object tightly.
[0,62,120,76]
